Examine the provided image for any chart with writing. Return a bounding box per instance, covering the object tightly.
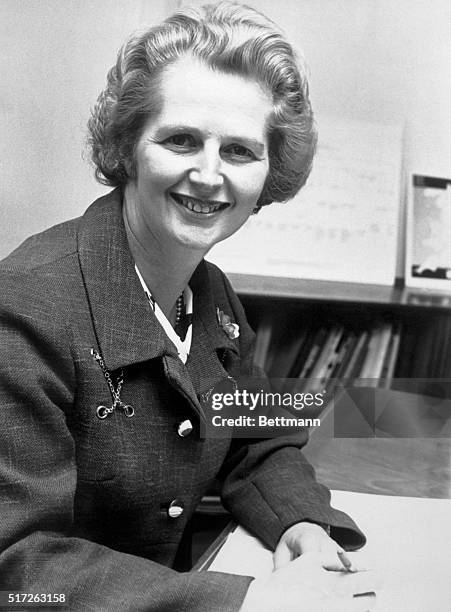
[208,115,402,285]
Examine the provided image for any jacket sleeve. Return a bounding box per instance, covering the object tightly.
[0,272,251,612]
[215,271,366,552]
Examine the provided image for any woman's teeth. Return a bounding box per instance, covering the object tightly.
[173,193,226,214]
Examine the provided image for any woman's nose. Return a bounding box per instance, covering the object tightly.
[188,149,224,191]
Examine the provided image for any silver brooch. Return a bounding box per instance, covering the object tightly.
[91,348,134,419]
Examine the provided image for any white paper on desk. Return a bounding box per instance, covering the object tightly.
[208,490,451,611]
[208,115,402,285]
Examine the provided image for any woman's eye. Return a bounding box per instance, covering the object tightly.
[224,144,256,161]
[163,134,197,149]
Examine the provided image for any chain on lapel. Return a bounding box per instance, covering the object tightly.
[90,348,134,419]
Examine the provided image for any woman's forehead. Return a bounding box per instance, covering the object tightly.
[151,55,273,141]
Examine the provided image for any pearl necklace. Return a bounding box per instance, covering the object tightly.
[175,293,184,326]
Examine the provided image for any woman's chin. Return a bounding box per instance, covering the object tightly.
[170,225,224,254]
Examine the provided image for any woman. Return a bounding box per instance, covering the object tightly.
[0,2,372,610]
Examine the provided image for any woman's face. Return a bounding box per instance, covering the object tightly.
[125,55,272,255]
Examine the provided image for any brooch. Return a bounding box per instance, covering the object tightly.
[216,308,240,340]
[91,348,134,419]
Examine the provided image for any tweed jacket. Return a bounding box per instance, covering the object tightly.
[0,189,364,611]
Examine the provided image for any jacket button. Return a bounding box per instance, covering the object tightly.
[177,419,193,437]
[168,499,184,518]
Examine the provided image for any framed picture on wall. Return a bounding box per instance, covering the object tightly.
[405,174,451,290]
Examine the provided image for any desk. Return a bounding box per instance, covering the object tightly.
[196,387,451,607]
[303,387,451,499]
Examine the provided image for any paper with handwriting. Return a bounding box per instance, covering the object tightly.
[208,490,451,611]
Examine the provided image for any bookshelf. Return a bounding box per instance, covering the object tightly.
[192,273,451,564]
[229,274,451,399]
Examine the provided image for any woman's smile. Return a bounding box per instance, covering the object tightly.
[170,192,231,215]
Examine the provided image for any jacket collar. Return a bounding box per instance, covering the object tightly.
[187,263,239,395]
[77,189,238,376]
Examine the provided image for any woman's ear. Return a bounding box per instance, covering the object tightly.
[120,141,137,179]
[122,155,138,183]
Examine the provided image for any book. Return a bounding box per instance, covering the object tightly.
[357,322,393,387]
[253,317,273,371]
[307,325,345,392]
[393,324,417,380]
[343,330,370,385]
[287,325,322,379]
[320,328,351,389]
[326,330,358,395]
[295,326,329,391]
[379,323,402,389]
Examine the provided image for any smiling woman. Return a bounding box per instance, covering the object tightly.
[0,2,368,611]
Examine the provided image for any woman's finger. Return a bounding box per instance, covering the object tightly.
[273,542,293,570]
[329,568,380,598]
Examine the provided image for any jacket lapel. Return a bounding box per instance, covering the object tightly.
[187,261,239,396]
[77,189,171,371]
[77,189,240,421]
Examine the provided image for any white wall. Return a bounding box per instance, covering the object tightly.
[181,0,451,176]
[2,0,450,267]
[0,0,172,258]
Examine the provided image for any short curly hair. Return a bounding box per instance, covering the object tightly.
[87,1,317,210]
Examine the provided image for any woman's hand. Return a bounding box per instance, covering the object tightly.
[274,521,355,572]
[239,552,377,612]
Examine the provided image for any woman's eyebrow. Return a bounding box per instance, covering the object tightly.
[154,124,201,138]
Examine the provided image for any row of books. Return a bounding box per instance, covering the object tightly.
[253,317,402,393]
